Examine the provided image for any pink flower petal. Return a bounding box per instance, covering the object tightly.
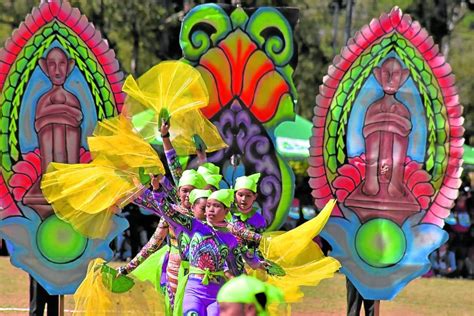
[406,169,431,191]
[338,164,361,185]
[333,175,356,192]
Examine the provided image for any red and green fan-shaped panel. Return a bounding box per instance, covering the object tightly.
[180,4,299,230]
[0,0,126,295]
[309,7,463,228]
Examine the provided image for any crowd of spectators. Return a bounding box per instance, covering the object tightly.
[427,188,474,279]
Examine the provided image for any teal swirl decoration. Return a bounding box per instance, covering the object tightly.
[245,7,298,99]
[246,8,294,68]
[179,3,231,62]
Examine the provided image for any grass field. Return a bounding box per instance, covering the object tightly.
[0,256,473,315]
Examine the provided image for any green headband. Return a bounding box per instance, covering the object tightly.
[208,189,234,208]
[217,275,284,315]
[197,162,220,175]
[178,169,206,189]
[189,189,211,205]
[202,173,222,189]
[234,173,261,192]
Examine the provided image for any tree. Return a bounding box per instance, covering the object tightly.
[406,0,473,57]
[0,0,472,131]
[0,0,36,29]
[106,0,167,76]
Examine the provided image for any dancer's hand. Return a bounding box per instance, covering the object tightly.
[160,119,170,137]
[196,148,206,163]
[150,174,161,191]
[263,260,286,276]
[160,118,173,151]
[116,266,128,278]
[259,260,272,270]
[132,176,141,187]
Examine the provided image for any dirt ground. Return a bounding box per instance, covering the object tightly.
[0,257,473,315]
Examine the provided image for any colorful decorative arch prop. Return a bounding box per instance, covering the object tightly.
[180,4,299,230]
[309,7,464,300]
[0,0,127,294]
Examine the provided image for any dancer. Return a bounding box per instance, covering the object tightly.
[173,188,209,315]
[128,99,222,311]
[173,187,265,315]
[232,173,266,233]
[113,59,226,312]
[133,177,340,314]
[118,169,206,313]
[217,275,285,316]
[160,120,222,192]
[189,189,212,221]
[198,164,222,191]
[230,173,267,274]
[118,122,222,313]
[130,186,268,315]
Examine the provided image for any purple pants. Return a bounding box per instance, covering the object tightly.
[182,277,221,316]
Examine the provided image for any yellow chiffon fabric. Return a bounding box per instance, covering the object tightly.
[256,199,341,303]
[89,115,164,173]
[41,115,164,239]
[122,60,227,155]
[73,259,165,316]
[168,108,227,155]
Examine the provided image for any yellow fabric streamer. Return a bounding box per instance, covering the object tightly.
[169,108,227,155]
[122,60,227,155]
[41,115,165,239]
[122,61,209,118]
[256,199,341,303]
[42,163,137,239]
[73,258,165,316]
[88,115,164,174]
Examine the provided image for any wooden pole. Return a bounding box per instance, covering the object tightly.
[374,300,380,316]
[59,295,65,316]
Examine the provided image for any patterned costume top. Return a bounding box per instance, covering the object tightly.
[231,207,266,234]
[232,173,267,237]
[162,148,184,249]
[230,208,266,275]
[138,188,263,280]
[165,148,183,188]
[132,175,182,254]
[231,207,266,247]
[164,147,191,261]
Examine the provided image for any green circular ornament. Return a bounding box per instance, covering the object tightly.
[355,218,406,268]
[36,215,87,264]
